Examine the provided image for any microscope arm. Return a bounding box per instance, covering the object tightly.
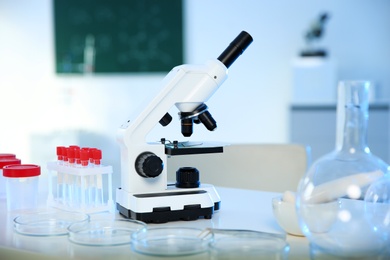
[118,60,228,146]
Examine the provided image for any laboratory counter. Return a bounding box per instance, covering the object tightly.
[0,187,310,260]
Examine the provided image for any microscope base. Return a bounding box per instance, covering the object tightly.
[117,203,215,223]
[116,184,220,223]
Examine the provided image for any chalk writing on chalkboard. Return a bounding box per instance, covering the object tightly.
[54,0,183,74]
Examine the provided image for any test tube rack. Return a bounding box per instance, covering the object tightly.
[47,161,114,214]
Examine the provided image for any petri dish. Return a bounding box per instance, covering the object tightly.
[14,210,89,236]
[131,227,213,256]
[68,219,146,246]
[209,230,290,260]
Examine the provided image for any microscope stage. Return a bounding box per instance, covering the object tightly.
[164,141,225,156]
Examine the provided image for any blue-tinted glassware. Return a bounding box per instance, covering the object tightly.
[296,81,390,258]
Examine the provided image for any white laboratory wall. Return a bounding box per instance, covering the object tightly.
[1,0,390,193]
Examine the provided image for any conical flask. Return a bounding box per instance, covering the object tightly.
[296,81,390,258]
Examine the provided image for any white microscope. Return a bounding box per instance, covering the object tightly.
[116,31,253,223]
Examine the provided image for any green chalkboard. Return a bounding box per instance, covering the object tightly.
[54,0,183,74]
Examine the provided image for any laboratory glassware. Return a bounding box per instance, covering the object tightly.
[296,81,390,258]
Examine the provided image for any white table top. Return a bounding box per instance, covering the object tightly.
[0,187,310,260]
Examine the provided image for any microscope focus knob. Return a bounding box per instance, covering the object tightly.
[176,167,200,188]
[135,152,163,178]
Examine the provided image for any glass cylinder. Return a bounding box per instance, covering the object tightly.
[296,81,390,258]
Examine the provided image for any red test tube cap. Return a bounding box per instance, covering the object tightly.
[80,149,89,166]
[93,149,102,165]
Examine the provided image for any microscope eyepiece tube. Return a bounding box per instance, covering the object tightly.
[217,31,253,68]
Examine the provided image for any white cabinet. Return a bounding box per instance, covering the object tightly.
[290,103,390,164]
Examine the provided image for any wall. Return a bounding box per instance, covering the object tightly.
[1,0,389,193]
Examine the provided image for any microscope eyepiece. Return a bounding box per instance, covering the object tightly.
[217,31,253,68]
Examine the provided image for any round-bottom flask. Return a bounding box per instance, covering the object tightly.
[296,81,390,258]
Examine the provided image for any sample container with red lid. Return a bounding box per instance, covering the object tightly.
[0,153,16,159]
[0,156,21,199]
[3,164,41,211]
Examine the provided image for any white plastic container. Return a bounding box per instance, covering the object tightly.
[0,155,21,199]
[3,164,41,211]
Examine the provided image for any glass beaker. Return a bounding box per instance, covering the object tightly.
[296,80,390,258]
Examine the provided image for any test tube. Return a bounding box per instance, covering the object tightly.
[80,148,90,206]
[93,149,103,206]
[88,148,97,206]
[62,147,70,206]
[56,146,65,203]
[67,147,76,207]
[70,146,82,207]
[74,146,82,207]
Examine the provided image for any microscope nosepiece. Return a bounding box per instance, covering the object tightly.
[179,104,217,137]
